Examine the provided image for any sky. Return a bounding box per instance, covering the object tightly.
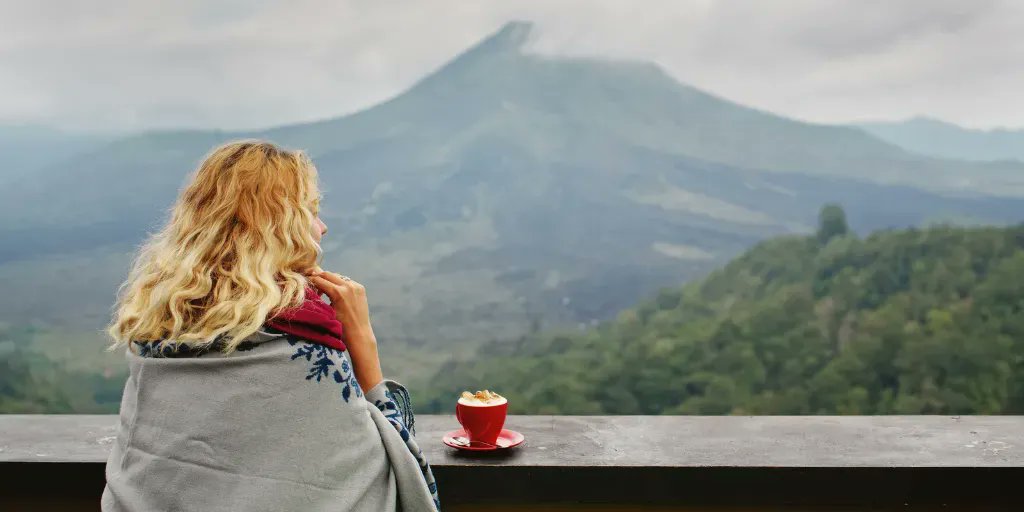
[0,0,1021,132]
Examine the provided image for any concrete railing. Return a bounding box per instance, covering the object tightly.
[2,415,1023,510]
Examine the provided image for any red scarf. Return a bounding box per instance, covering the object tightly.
[266,286,346,351]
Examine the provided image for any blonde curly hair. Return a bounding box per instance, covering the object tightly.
[108,140,323,353]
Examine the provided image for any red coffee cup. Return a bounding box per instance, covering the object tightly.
[455,395,508,446]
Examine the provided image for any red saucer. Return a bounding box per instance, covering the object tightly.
[442,428,524,451]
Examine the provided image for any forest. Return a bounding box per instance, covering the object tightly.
[419,206,1024,414]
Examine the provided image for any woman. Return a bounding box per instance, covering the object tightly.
[101,141,440,511]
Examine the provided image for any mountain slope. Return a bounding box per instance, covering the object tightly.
[421,216,1024,415]
[275,22,1024,194]
[859,117,1024,163]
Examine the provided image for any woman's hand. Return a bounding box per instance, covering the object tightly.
[309,270,383,392]
[309,270,374,340]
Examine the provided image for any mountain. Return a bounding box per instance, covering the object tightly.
[858,117,1024,163]
[6,22,1024,234]
[421,214,1024,415]
[1,22,1023,389]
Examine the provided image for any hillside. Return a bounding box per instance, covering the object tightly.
[1,22,1023,395]
[421,210,1024,415]
[859,117,1024,163]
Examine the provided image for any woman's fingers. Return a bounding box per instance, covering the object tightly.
[308,275,333,296]
[315,271,364,292]
[309,275,343,302]
[315,271,350,286]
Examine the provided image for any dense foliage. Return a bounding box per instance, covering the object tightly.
[421,208,1024,415]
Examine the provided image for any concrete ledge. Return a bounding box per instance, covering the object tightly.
[2,415,1024,509]
[3,414,1022,466]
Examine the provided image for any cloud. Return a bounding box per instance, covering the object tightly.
[0,0,1020,131]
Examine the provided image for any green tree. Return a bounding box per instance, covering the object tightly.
[817,203,849,244]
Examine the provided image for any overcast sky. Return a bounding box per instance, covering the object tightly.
[1,0,1021,132]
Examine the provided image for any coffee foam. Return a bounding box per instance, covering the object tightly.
[457,395,508,407]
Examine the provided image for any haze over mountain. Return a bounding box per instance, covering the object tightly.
[1,22,1023,387]
[0,124,109,183]
[858,117,1024,163]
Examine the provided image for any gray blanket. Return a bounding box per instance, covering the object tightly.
[101,329,440,511]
